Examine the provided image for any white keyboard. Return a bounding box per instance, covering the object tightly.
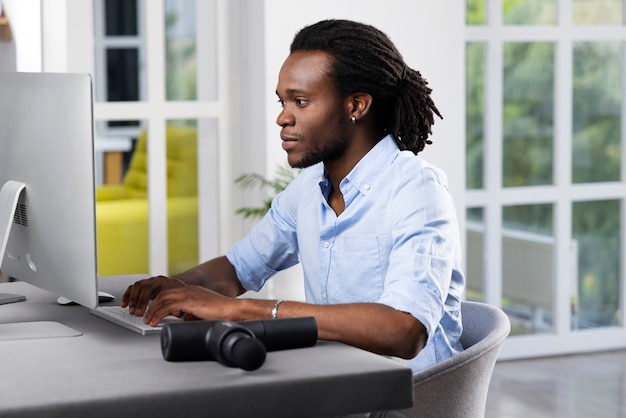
[90,305,181,336]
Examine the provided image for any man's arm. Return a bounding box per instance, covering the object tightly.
[264,300,427,359]
[123,256,427,359]
[172,256,247,296]
[121,256,245,316]
[139,279,426,360]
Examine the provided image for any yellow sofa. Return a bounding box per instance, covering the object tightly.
[96,125,199,276]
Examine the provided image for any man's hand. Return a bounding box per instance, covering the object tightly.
[121,275,185,317]
[142,285,241,327]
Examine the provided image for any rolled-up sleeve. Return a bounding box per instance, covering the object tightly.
[377,163,464,370]
[226,175,303,292]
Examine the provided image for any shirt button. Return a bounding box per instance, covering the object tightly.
[364,184,371,190]
[322,292,327,300]
[323,241,330,248]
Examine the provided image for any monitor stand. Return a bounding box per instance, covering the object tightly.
[0,180,25,262]
[0,181,82,341]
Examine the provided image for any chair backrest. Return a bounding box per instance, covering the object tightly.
[123,125,198,198]
[407,301,511,418]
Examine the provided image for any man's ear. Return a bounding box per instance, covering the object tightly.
[347,93,373,122]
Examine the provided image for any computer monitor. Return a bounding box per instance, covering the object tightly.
[0,72,99,337]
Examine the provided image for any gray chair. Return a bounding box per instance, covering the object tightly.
[405,300,511,418]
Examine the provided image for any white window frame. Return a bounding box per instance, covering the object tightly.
[53,0,242,275]
[92,0,146,139]
[466,0,626,359]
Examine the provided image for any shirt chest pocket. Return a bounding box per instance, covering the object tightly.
[326,234,388,303]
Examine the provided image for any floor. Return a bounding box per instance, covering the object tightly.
[485,349,626,418]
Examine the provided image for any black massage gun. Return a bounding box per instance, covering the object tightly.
[161,317,318,371]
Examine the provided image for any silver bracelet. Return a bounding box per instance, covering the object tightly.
[271,299,285,320]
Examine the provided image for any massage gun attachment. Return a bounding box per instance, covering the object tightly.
[208,321,266,371]
[161,317,318,371]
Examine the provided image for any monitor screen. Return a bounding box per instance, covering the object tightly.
[0,72,98,315]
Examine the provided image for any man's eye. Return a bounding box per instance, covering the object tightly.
[277,99,285,107]
[295,99,307,106]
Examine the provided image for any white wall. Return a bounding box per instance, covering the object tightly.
[0,0,41,72]
[255,0,466,300]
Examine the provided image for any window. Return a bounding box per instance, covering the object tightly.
[91,0,221,276]
[466,0,626,358]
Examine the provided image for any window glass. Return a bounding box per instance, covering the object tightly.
[572,42,622,183]
[466,0,486,25]
[93,0,145,103]
[573,0,624,25]
[106,48,140,101]
[466,207,486,303]
[572,200,622,329]
[503,42,554,187]
[93,119,142,186]
[165,0,197,101]
[95,119,149,276]
[503,0,557,25]
[466,42,486,190]
[165,118,207,275]
[503,204,555,335]
[105,0,137,35]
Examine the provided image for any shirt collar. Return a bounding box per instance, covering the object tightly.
[318,134,400,198]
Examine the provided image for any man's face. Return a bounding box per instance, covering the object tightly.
[275,50,350,169]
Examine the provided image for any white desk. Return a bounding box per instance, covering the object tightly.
[0,276,413,417]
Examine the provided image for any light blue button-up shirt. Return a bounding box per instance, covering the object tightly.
[226,135,464,373]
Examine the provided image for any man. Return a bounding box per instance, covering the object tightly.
[123,19,464,374]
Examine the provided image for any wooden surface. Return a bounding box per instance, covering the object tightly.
[103,151,123,184]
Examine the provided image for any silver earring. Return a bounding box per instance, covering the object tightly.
[351,116,356,124]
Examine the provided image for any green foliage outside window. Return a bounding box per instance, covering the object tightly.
[165,1,197,101]
[466,0,622,327]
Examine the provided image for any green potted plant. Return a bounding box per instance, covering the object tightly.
[234,164,299,219]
